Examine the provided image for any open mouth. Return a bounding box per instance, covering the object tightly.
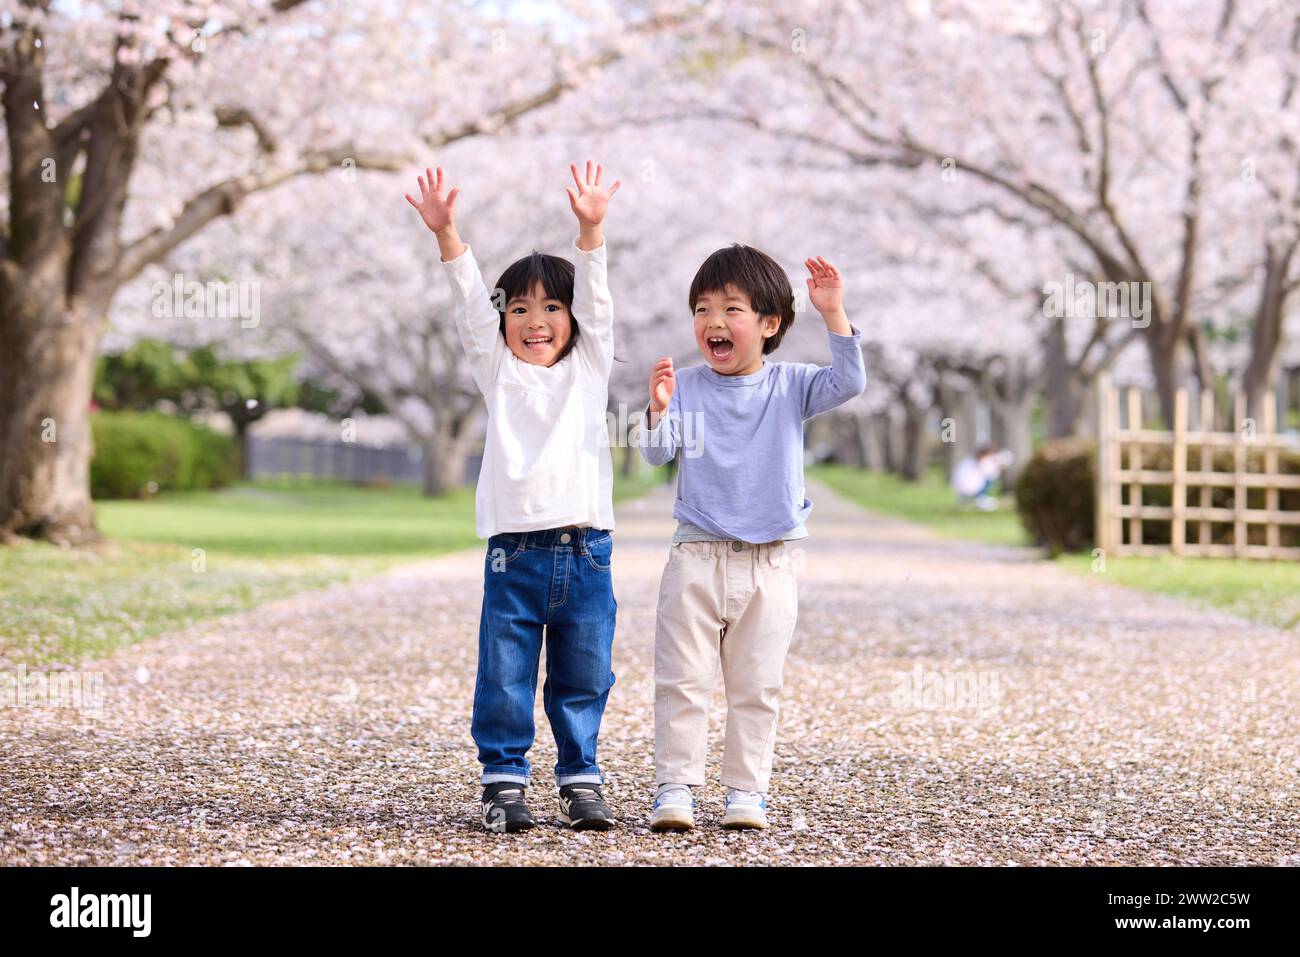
[523,335,553,352]
[706,336,734,361]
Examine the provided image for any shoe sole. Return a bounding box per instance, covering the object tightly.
[650,809,695,832]
[483,816,533,832]
[483,818,536,834]
[722,812,768,830]
[558,811,615,831]
[482,809,536,834]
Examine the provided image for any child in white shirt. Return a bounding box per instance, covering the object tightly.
[406,162,621,833]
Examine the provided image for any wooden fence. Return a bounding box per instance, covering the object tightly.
[1095,375,1300,559]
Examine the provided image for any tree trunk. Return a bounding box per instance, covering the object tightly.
[1145,323,1190,429]
[855,411,881,469]
[1242,241,1294,422]
[419,425,477,497]
[935,374,977,479]
[0,291,104,544]
[1042,318,1086,439]
[827,412,860,467]
[876,411,899,474]
[899,399,928,481]
[832,410,876,468]
[1,31,142,545]
[990,390,1033,490]
[1285,366,1300,427]
[236,423,253,480]
[987,355,1037,489]
[420,439,450,497]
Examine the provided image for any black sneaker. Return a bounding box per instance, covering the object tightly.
[558,784,616,831]
[481,783,536,833]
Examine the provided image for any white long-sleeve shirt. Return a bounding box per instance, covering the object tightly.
[442,238,615,539]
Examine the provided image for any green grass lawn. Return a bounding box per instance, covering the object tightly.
[809,462,1300,631]
[97,480,482,558]
[1054,552,1300,631]
[809,463,1028,545]
[1,467,662,667]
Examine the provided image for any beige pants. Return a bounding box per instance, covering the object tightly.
[653,539,800,793]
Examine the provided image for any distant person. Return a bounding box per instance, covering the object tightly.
[952,444,1012,511]
[407,161,621,834]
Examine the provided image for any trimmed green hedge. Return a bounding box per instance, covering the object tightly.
[1017,437,1300,554]
[91,411,239,499]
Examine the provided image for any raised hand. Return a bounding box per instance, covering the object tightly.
[405,166,460,236]
[804,257,844,315]
[648,357,675,416]
[567,160,621,230]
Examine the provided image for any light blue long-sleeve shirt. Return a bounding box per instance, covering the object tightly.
[636,326,867,543]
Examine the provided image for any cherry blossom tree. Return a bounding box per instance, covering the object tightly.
[643,0,1298,428]
[0,0,660,542]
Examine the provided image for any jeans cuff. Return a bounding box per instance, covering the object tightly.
[482,770,531,786]
[556,772,604,786]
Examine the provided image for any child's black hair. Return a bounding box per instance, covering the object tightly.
[493,252,579,364]
[688,244,795,354]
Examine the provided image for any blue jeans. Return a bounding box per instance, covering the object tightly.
[472,525,617,787]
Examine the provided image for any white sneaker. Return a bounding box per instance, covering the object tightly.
[649,784,695,832]
[723,788,769,830]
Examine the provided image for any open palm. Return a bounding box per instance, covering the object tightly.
[567,160,621,227]
[404,167,459,234]
[805,257,844,314]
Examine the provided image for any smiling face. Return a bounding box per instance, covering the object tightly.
[688,244,796,377]
[693,284,780,376]
[494,252,577,368]
[503,281,573,367]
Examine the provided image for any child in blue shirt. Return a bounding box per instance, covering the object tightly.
[637,249,866,830]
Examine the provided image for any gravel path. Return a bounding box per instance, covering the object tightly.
[3,480,1296,865]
